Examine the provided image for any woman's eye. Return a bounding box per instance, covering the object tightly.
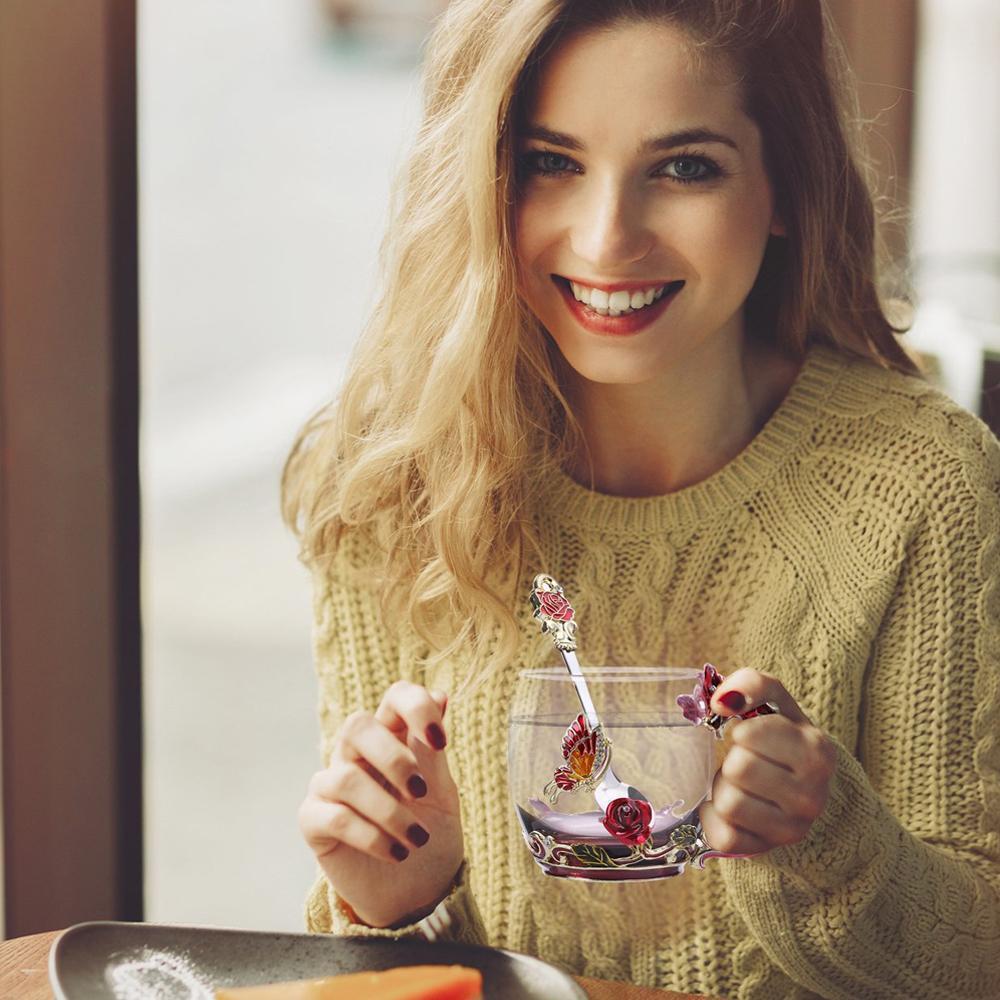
[519,151,576,176]
[661,156,721,183]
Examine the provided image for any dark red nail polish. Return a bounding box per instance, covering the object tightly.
[719,690,746,711]
[390,842,409,862]
[426,723,447,750]
[406,823,430,847]
[407,774,428,798]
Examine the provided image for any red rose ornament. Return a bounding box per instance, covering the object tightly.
[601,797,653,847]
[537,590,574,622]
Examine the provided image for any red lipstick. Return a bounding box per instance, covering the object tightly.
[553,276,683,336]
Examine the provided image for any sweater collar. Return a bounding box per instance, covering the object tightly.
[536,342,849,535]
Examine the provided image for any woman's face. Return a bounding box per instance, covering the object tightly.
[513,20,784,385]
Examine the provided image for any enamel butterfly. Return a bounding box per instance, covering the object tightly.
[542,712,613,804]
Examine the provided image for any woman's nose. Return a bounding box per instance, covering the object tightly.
[569,182,653,271]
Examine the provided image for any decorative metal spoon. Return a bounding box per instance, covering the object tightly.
[529,574,650,811]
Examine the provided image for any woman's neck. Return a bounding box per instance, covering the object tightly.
[563,334,802,498]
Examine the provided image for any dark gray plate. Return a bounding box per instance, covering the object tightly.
[49,921,587,1000]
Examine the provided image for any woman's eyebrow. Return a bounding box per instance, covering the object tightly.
[520,123,740,153]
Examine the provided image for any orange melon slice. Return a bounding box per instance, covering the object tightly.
[215,964,483,1000]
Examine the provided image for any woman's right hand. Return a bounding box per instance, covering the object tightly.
[297,681,465,929]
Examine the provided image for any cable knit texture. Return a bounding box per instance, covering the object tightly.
[302,343,1000,999]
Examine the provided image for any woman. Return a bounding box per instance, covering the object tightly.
[283,1,1000,996]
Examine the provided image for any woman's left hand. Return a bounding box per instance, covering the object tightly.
[698,667,839,858]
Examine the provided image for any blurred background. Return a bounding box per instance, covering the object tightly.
[0,0,998,940]
[137,0,428,932]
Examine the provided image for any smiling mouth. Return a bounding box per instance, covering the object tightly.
[550,274,685,336]
[552,275,685,317]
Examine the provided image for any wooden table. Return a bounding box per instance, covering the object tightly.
[2,929,708,999]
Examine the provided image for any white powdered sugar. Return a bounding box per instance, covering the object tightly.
[104,947,220,1000]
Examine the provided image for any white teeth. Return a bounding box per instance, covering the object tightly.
[608,290,631,311]
[568,279,675,316]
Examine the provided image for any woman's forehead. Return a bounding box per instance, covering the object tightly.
[520,21,747,139]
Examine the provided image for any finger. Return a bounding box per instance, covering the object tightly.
[429,688,449,718]
[710,667,810,726]
[374,680,449,752]
[722,744,822,822]
[309,761,432,852]
[334,711,429,801]
[356,758,398,797]
[729,713,837,795]
[699,798,770,858]
[728,713,802,774]
[298,794,414,865]
[708,774,811,848]
[708,772,805,845]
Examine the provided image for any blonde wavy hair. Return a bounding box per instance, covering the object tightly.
[281,0,922,698]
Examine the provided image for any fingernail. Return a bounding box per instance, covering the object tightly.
[390,842,409,862]
[407,774,428,798]
[406,823,430,847]
[719,690,746,711]
[426,723,447,750]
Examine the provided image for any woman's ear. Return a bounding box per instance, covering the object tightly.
[769,212,787,237]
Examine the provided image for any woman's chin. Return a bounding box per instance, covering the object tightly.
[544,337,669,386]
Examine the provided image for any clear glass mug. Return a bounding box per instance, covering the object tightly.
[508,666,723,882]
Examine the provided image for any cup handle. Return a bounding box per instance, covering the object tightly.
[685,815,768,867]
[683,819,731,868]
[705,699,781,737]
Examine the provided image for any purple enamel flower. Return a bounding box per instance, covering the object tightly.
[676,663,724,724]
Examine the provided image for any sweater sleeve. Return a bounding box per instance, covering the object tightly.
[304,857,488,945]
[301,529,488,945]
[723,414,1000,999]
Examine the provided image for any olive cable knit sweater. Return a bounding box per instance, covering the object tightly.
[302,343,1000,1000]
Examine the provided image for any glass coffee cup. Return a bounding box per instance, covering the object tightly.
[508,666,725,882]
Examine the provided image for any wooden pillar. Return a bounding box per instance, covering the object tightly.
[0,0,142,936]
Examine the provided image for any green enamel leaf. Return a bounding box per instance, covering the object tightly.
[572,843,617,868]
[671,824,700,848]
